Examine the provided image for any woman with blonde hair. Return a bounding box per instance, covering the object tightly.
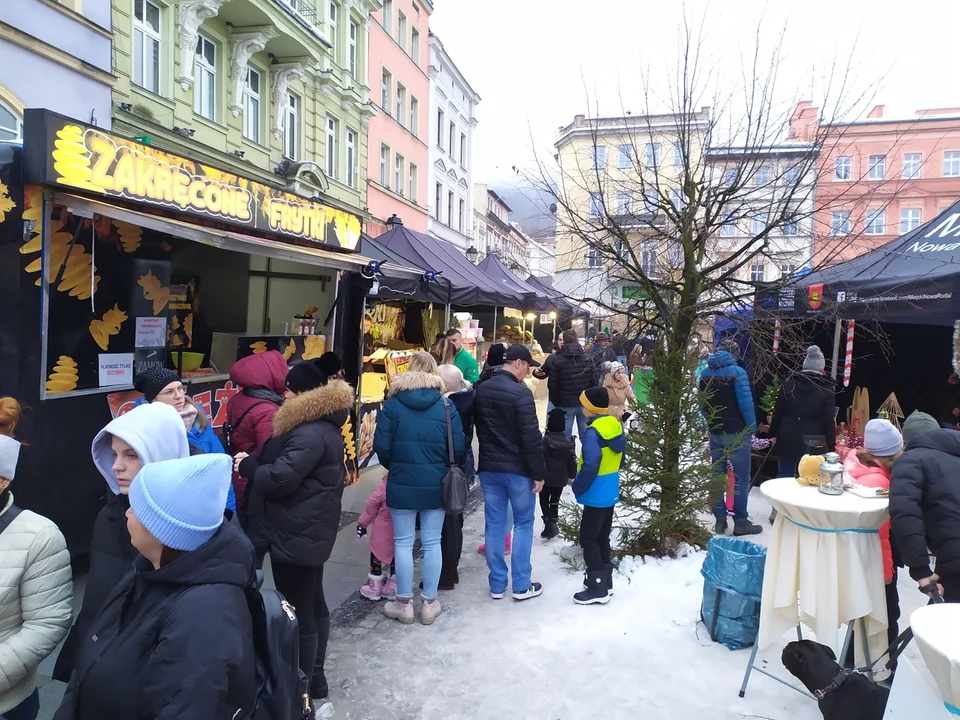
[374,352,465,625]
[429,338,458,367]
[0,398,73,720]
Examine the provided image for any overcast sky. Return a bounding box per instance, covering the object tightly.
[429,0,960,188]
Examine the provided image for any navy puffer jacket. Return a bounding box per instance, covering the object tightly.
[374,372,466,510]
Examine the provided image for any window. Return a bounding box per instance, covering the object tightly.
[644,143,660,166]
[835,156,852,181]
[0,101,21,141]
[409,97,419,137]
[617,145,632,169]
[589,192,603,217]
[397,11,406,48]
[193,34,216,121]
[587,246,601,267]
[781,264,797,277]
[901,208,921,233]
[410,28,420,65]
[868,155,886,181]
[328,2,338,62]
[435,183,442,220]
[673,142,683,167]
[348,20,358,79]
[447,191,454,227]
[382,0,392,33]
[670,188,686,210]
[380,145,389,186]
[243,67,261,143]
[752,214,768,235]
[641,244,657,278]
[754,166,772,186]
[381,69,391,113]
[591,145,606,170]
[750,264,766,282]
[458,199,465,232]
[396,83,405,124]
[345,129,356,188]
[831,210,851,236]
[615,190,631,216]
[902,153,921,180]
[408,163,418,203]
[722,168,737,187]
[283,93,299,159]
[133,0,161,94]
[945,152,960,177]
[782,212,799,236]
[865,209,885,235]
[643,190,659,213]
[325,114,338,177]
[720,219,737,237]
[436,110,444,148]
[448,121,455,156]
[460,133,467,166]
[395,154,404,195]
[784,165,800,185]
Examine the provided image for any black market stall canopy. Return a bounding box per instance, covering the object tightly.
[783,199,960,325]
[476,253,542,309]
[524,274,587,317]
[360,222,528,306]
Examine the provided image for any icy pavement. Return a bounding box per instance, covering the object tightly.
[323,486,934,720]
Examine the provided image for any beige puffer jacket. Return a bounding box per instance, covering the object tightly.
[0,493,73,713]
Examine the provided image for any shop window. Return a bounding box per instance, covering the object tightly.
[345,128,357,188]
[134,0,161,94]
[0,99,22,141]
[348,20,359,79]
[284,93,299,160]
[243,67,261,144]
[325,114,338,177]
[194,34,217,121]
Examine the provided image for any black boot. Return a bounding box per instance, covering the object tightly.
[542,519,559,540]
[310,618,330,701]
[574,570,610,605]
[297,632,319,711]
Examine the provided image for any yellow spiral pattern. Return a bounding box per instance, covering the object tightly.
[114,220,142,253]
[46,356,79,395]
[89,305,128,351]
[282,339,296,361]
[249,341,267,354]
[52,126,104,193]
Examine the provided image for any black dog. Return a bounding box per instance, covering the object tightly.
[782,640,889,720]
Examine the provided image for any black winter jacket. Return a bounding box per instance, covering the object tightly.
[543,431,577,488]
[539,344,598,407]
[768,372,837,462]
[448,388,476,475]
[890,428,960,581]
[53,495,137,682]
[240,379,353,567]
[475,370,545,480]
[54,522,256,720]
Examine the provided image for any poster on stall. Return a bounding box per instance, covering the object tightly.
[98,353,134,387]
[106,378,239,428]
[356,401,381,469]
[134,348,166,376]
[167,285,193,349]
[385,351,412,385]
[135,317,167,348]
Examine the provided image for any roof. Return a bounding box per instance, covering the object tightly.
[428,31,481,103]
[486,188,513,213]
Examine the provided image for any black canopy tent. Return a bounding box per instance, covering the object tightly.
[525,274,587,318]
[476,253,543,309]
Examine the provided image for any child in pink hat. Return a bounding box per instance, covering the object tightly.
[357,475,396,601]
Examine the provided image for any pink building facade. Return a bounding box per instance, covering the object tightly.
[813,104,960,266]
[365,0,431,236]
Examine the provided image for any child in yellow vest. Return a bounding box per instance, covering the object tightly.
[573,387,625,604]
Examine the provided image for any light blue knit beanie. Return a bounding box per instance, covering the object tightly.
[128,454,230,551]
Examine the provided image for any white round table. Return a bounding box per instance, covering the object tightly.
[911,604,960,716]
[757,477,890,667]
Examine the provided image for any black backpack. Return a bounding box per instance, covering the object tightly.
[240,571,311,720]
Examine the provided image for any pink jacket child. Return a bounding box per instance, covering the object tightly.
[358,477,397,601]
[844,452,894,583]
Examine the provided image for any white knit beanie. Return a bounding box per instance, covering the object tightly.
[802,345,826,373]
[0,436,19,480]
[864,418,903,457]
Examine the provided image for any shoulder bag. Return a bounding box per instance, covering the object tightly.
[441,399,468,515]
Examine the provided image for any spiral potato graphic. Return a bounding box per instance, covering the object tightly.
[53,126,104,193]
[249,341,267,354]
[115,220,142,253]
[46,356,79,394]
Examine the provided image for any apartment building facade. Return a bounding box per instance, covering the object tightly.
[814,104,960,266]
[109,0,379,216]
[365,0,430,235]
[427,31,479,252]
[0,0,114,135]
[471,184,511,259]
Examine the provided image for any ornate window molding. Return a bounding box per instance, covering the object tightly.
[272,63,305,138]
[228,27,276,117]
[177,0,230,91]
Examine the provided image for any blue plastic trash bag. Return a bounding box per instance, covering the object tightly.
[700,537,766,650]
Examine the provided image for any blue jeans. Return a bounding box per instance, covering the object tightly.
[481,472,536,593]
[1,689,39,720]
[390,508,445,599]
[709,434,752,522]
[547,402,588,439]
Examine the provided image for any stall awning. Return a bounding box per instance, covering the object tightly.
[51,193,423,278]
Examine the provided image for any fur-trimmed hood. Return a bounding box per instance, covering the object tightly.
[387,371,445,410]
[272,379,354,436]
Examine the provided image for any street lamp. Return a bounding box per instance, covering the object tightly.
[523,312,536,342]
[549,310,557,340]
[465,245,479,263]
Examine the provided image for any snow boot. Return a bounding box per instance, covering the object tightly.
[359,573,385,601]
[382,575,397,601]
[478,534,513,555]
[604,563,615,596]
[383,596,415,624]
[542,519,559,540]
[574,571,611,605]
[310,617,330,701]
[733,518,763,536]
[714,517,729,535]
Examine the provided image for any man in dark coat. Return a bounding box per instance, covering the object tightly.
[534,330,597,439]
[768,345,837,478]
[890,411,960,602]
[475,344,545,601]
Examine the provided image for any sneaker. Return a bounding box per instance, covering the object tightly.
[733,518,763,536]
[512,582,543,601]
[490,589,505,600]
[359,574,385,601]
[420,598,442,625]
[383,597,415,624]
[714,517,729,535]
[382,575,397,601]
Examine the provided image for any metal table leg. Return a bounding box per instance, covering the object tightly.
[739,625,810,699]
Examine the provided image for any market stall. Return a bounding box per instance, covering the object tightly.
[0,109,419,552]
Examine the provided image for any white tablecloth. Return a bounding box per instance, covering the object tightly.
[911,604,960,715]
[757,478,889,666]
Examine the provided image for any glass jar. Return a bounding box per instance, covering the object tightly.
[819,452,845,496]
